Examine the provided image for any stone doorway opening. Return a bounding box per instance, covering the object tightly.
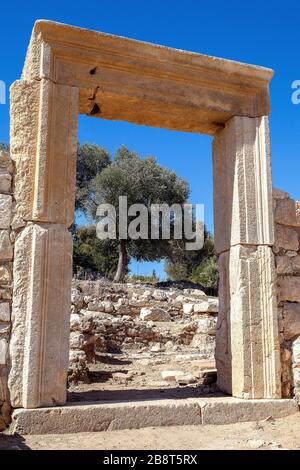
[68,117,218,402]
[8,20,281,413]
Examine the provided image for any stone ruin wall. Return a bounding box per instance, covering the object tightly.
[273,189,300,400]
[69,280,218,384]
[0,151,14,430]
[0,150,26,430]
[0,147,300,429]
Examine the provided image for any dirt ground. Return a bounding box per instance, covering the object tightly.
[2,351,299,451]
[68,351,218,402]
[0,413,300,450]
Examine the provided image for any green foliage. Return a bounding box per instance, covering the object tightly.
[74,143,115,277]
[88,145,190,280]
[189,256,219,295]
[164,229,219,295]
[73,226,119,278]
[76,143,111,215]
[90,145,189,214]
[73,143,218,285]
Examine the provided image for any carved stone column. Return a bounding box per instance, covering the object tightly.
[213,116,281,399]
[9,79,78,408]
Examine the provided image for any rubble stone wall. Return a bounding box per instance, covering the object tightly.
[273,189,300,400]
[0,151,14,430]
[69,280,218,384]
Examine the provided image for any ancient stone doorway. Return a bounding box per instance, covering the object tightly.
[8,20,281,409]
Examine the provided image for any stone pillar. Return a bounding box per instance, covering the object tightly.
[213,116,281,399]
[8,79,78,408]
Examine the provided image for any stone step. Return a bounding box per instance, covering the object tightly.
[10,397,298,435]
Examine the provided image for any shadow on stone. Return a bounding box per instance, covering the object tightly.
[0,432,31,450]
[67,385,224,403]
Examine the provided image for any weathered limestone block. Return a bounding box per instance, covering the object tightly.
[115,304,132,316]
[291,256,300,272]
[277,276,300,303]
[213,116,274,254]
[273,188,290,200]
[10,80,40,220]
[274,224,299,252]
[0,302,10,322]
[71,288,84,311]
[183,303,193,314]
[215,251,232,394]
[68,350,90,385]
[0,289,12,301]
[10,79,78,227]
[0,151,13,174]
[197,317,217,335]
[87,300,114,313]
[274,197,300,227]
[194,299,219,313]
[0,231,13,260]
[189,333,216,355]
[230,245,281,399]
[273,191,300,398]
[70,331,85,350]
[0,339,8,365]
[282,303,300,340]
[292,337,300,364]
[198,397,298,426]
[152,290,168,301]
[275,254,300,275]
[0,323,10,334]
[70,313,82,331]
[0,195,12,229]
[0,374,9,404]
[0,173,12,193]
[140,307,171,322]
[11,213,26,231]
[0,264,12,285]
[276,256,293,274]
[0,149,13,198]
[183,288,207,298]
[293,368,300,390]
[161,370,185,382]
[9,223,72,408]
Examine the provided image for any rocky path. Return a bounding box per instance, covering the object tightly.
[68,352,217,402]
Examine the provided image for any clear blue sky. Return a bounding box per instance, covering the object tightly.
[0,1,299,279]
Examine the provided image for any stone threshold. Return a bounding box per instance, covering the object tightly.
[10,397,299,435]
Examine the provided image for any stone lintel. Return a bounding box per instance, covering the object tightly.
[21,20,273,135]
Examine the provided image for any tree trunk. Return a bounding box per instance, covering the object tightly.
[114,240,127,282]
